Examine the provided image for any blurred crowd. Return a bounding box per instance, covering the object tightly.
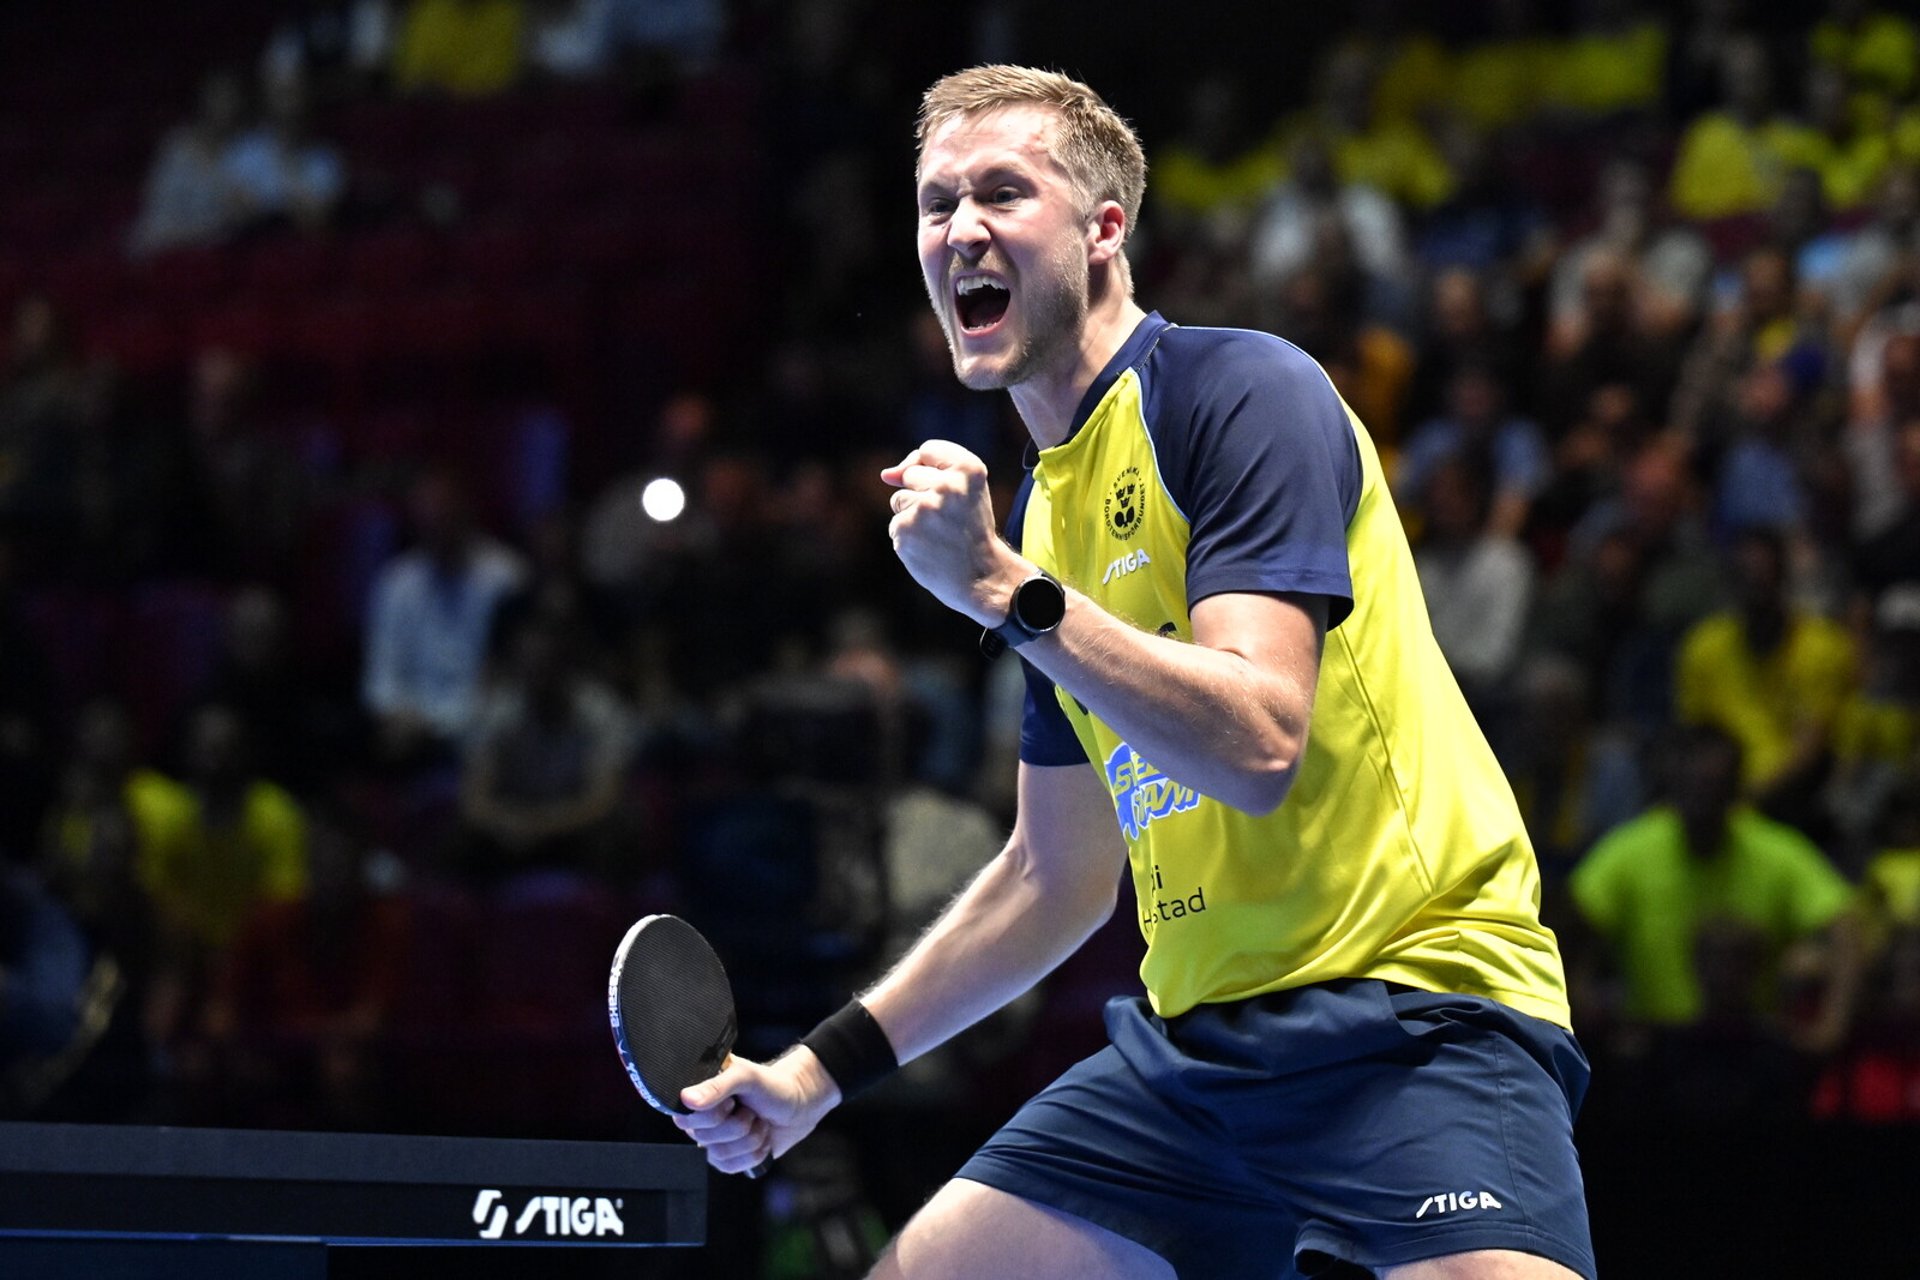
[2,1,1920,1267]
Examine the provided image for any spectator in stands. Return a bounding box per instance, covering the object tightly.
[0,862,96,1115]
[1413,454,1534,723]
[0,295,85,564]
[1705,360,1820,540]
[261,0,395,102]
[183,348,314,584]
[488,506,623,679]
[1504,655,1645,875]
[1778,63,1891,215]
[1266,232,1415,442]
[1668,35,1799,220]
[1413,121,1554,285]
[1287,43,1454,212]
[1809,0,1918,104]
[1150,73,1282,254]
[392,0,525,98]
[1538,248,1683,438]
[1550,159,1712,345]
[39,703,165,936]
[1325,0,1450,130]
[1826,587,1920,856]
[1404,267,1521,425]
[204,801,406,1127]
[362,467,526,765]
[221,74,347,238]
[1831,164,1920,341]
[1544,441,1728,729]
[142,704,310,957]
[1673,244,1826,441]
[1676,529,1857,809]
[1397,360,1550,540]
[1761,166,1861,316]
[127,71,249,256]
[458,612,632,883]
[193,586,363,795]
[137,704,309,1108]
[1854,415,1920,606]
[1247,132,1409,300]
[1570,724,1863,1051]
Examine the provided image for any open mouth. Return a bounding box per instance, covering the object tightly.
[955,277,1010,333]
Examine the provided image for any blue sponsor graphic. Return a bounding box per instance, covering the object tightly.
[1104,742,1200,840]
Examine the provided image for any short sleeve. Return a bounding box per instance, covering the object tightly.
[1145,330,1360,627]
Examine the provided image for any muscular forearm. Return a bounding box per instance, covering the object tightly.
[861,836,1117,1066]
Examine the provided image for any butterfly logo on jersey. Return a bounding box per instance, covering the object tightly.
[1104,466,1143,541]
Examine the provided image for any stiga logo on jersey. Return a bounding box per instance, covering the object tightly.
[1104,467,1144,540]
[472,1189,625,1240]
[1105,742,1200,840]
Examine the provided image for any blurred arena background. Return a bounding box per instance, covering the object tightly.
[1,0,1917,1274]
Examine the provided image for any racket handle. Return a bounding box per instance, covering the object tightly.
[748,1158,771,1180]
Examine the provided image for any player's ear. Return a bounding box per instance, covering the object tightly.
[1087,200,1127,266]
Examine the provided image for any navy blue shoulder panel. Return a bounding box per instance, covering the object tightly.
[1139,326,1360,628]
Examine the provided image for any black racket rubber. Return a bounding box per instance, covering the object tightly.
[609,915,770,1178]
[609,915,738,1114]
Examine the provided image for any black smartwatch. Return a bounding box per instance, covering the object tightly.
[979,569,1066,659]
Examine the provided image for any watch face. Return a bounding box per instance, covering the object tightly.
[1015,575,1066,633]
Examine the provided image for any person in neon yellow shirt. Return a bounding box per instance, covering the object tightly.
[1775,64,1892,211]
[1571,725,1860,1044]
[1669,36,1801,219]
[1280,45,1455,211]
[1676,530,1858,800]
[139,705,309,953]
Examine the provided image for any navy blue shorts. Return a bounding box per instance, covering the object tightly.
[958,980,1595,1279]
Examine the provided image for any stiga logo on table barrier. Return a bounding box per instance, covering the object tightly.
[472,1189,626,1239]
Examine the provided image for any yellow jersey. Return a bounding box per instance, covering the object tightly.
[1011,314,1569,1026]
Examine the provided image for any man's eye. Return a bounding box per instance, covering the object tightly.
[923,198,954,217]
[990,188,1022,204]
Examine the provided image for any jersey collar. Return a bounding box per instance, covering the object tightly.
[1051,311,1172,454]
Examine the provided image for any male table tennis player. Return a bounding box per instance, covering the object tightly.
[675,66,1594,1280]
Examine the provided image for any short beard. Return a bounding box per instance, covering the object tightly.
[934,239,1089,392]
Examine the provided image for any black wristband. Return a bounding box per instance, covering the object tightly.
[799,1000,898,1101]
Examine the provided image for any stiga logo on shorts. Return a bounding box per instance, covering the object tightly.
[1104,467,1143,540]
[1415,1190,1504,1220]
[1105,742,1199,840]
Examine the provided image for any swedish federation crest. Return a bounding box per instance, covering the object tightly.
[1104,466,1143,540]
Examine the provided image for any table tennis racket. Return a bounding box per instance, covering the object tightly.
[608,914,770,1178]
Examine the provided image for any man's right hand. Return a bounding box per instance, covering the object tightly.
[672,1046,843,1175]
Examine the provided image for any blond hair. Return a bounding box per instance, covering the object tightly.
[917,65,1146,239]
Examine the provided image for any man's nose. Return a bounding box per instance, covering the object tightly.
[946,197,989,258]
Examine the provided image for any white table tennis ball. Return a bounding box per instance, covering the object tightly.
[641,477,686,522]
